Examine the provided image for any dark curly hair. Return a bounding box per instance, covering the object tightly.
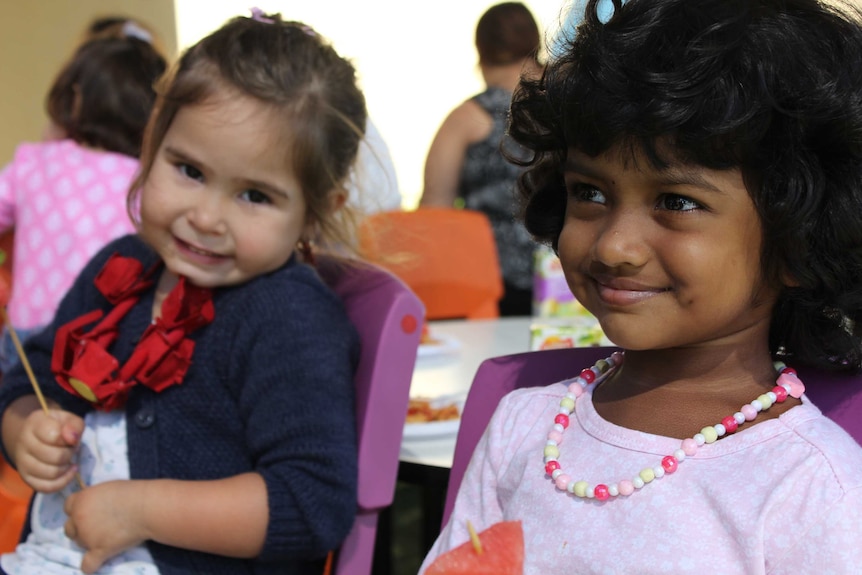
[508,0,862,371]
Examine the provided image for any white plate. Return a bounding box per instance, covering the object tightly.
[418,332,461,358]
[403,418,461,439]
[403,393,466,439]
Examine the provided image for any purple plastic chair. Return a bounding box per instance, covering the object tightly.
[441,346,862,528]
[317,257,424,575]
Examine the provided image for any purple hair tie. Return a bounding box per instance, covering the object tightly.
[250,7,274,23]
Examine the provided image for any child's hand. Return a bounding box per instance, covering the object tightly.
[63,480,148,574]
[13,408,83,493]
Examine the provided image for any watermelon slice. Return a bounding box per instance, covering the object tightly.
[425,520,524,575]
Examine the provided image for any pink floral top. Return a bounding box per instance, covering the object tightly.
[423,383,862,574]
[0,140,137,329]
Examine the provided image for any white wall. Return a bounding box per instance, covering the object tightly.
[173,0,572,208]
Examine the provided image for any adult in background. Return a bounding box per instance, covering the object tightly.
[420,2,542,316]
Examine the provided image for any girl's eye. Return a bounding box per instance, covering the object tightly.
[178,163,203,181]
[569,183,606,205]
[240,189,271,204]
[658,194,701,212]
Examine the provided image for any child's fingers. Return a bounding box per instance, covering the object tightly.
[20,461,78,493]
[60,421,82,447]
[49,410,84,447]
[81,550,109,575]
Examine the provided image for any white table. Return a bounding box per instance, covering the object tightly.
[399,317,533,468]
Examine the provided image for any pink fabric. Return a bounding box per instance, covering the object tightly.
[0,140,137,328]
[422,384,862,574]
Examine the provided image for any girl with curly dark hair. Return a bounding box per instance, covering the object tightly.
[423,0,862,571]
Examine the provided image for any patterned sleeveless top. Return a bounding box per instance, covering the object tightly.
[457,87,536,290]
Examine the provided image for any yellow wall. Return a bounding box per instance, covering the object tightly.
[0,0,177,164]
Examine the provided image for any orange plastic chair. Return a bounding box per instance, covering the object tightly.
[358,207,504,320]
[0,459,31,553]
[0,229,25,554]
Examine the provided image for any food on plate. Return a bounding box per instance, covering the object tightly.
[406,397,460,423]
[424,520,524,574]
[420,321,444,346]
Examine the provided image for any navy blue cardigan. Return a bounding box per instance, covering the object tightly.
[0,235,359,575]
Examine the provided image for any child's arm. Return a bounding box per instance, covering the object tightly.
[1,394,84,492]
[63,473,269,574]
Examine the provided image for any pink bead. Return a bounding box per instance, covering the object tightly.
[611,351,624,364]
[772,385,788,403]
[781,366,797,375]
[548,430,563,443]
[779,372,805,399]
[681,438,698,456]
[721,415,738,434]
[618,480,634,496]
[555,474,571,490]
[661,455,678,474]
[545,461,560,475]
[580,368,596,384]
[567,382,584,397]
[741,404,757,420]
[594,484,610,501]
[554,413,570,428]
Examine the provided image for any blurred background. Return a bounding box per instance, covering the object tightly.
[0,0,571,209]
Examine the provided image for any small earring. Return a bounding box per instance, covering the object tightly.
[298,238,315,265]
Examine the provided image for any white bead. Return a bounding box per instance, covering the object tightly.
[564,393,577,401]
[714,423,726,437]
[734,412,745,424]
[609,484,619,497]
[558,407,571,415]
[575,377,587,387]
[633,477,645,489]
[586,486,595,498]
[767,391,777,402]
[567,481,576,493]
[673,449,686,462]
[544,456,557,465]
[590,366,601,376]
[551,469,563,480]
[553,423,564,433]
[751,399,763,411]
[546,440,558,447]
[781,383,792,393]
[694,433,706,446]
[653,465,665,478]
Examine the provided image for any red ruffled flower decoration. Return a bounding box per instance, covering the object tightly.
[52,254,214,411]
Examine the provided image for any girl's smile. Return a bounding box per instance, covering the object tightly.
[591,274,673,307]
[173,236,228,264]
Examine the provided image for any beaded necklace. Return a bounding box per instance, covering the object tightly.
[543,351,806,501]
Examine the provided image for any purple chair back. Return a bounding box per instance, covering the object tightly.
[441,347,862,528]
[317,257,424,575]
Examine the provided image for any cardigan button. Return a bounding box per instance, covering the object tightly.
[134,407,155,428]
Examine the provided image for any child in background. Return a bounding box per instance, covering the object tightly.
[0,11,364,575]
[0,31,166,373]
[423,0,862,572]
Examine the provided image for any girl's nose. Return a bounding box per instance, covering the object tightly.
[186,196,228,235]
[591,210,649,269]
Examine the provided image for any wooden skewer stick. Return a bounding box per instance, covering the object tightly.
[467,520,484,555]
[1,308,85,489]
